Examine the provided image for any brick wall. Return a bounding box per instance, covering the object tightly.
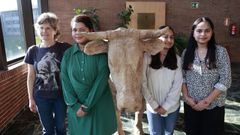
[0,64,28,131]
[0,0,239,131]
[48,0,125,43]
[49,0,240,62]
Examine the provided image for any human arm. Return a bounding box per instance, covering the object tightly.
[26,64,37,113]
[60,53,82,115]
[213,47,232,92]
[194,47,231,111]
[161,58,183,114]
[182,83,197,108]
[81,54,111,112]
[141,53,159,111]
[181,51,197,108]
[193,90,221,111]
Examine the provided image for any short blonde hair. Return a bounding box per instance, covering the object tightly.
[35,12,60,39]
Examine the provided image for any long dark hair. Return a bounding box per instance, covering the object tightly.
[183,17,216,70]
[150,25,177,70]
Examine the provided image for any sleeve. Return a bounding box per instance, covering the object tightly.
[141,53,159,110]
[82,54,111,112]
[60,52,81,112]
[162,57,183,111]
[181,49,187,83]
[214,47,232,91]
[24,46,36,65]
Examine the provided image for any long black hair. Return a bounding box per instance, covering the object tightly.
[150,25,177,70]
[183,17,216,70]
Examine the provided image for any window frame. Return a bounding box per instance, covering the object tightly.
[0,18,8,70]
[0,0,48,70]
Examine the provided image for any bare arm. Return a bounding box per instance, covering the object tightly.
[193,88,222,111]
[27,64,37,113]
[182,83,197,108]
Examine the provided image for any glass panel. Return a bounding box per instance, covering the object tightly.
[31,0,41,44]
[0,0,26,61]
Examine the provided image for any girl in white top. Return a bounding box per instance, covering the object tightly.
[142,25,183,135]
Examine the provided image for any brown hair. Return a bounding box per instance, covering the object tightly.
[71,14,94,31]
[35,12,60,39]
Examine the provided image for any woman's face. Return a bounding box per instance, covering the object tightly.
[159,29,174,49]
[71,22,91,44]
[37,23,56,42]
[193,21,213,46]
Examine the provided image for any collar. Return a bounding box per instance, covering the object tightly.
[72,43,83,54]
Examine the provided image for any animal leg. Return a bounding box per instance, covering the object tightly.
[116,110,125,135]
[134,98,145,135]
[108,79,125,135]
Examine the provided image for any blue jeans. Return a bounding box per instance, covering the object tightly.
[147,108,179,135]
[35,96,66,135]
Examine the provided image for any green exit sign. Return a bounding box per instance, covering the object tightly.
[191,2,199,9]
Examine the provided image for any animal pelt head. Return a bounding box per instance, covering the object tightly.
[82,27,168,112]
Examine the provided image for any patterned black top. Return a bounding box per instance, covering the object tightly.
[182,45,231,109]
[24,42,71,99]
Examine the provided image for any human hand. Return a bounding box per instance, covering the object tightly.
[193,99,210,111]
[76,105,87,117]
[154,106,161,112]
[158,107,167,115]
[154,106,167,115]
[29,99,37,113]
[185,96,197,108]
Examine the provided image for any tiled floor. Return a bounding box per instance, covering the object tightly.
[3,98,240,135]
[1,63,240,135]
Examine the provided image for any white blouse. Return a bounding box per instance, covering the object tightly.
[142,53,183,116]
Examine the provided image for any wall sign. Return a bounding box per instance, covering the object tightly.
[191,2,199,9]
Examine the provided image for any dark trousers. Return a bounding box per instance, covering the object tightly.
[35,96,67,135]
[184,103,225,135]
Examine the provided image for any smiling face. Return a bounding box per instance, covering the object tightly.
[159,29,174,50]
[193,21,213,46]
[37,23,56,42]
[71,22,91,44]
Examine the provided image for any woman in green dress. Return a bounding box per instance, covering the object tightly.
[60,15,117,135]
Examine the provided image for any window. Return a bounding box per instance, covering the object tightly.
[0,0,48,70]
[32,0,41,44]
[0,0,26,62]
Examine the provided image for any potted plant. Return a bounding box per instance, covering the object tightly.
[174,33,188,55]
[74,7,100,31]
[117,5,134,28]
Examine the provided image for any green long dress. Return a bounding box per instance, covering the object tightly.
[60,44,117,135]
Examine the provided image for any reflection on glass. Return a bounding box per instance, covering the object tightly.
[0,0,26,61]
[31,0,41,44]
